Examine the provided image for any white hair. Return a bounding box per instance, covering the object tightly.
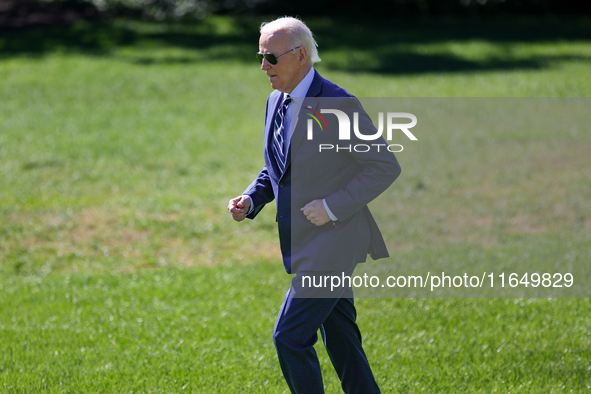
[260,16,321,65]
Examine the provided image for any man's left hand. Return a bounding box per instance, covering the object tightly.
[301,200,331,226]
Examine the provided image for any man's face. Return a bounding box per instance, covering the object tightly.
[259,29,302,93]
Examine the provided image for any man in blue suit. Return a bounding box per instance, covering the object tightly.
[228,16,400,393]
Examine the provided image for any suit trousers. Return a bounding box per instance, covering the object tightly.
[272,267,381,394]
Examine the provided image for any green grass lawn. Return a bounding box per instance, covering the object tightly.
[1,15,590,392]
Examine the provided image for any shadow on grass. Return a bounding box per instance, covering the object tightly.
[0,21,137,56]
[322,52,591,74]
[1,15,590,74]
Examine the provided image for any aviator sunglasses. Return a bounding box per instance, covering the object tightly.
[256,46,302,65]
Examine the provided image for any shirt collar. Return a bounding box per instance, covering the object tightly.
[283,67,315,103]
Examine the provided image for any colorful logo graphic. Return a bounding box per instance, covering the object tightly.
[305,107,328,131]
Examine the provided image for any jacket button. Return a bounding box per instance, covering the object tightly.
[279,182,285,187]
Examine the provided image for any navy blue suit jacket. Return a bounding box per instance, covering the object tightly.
[245,70,401,274]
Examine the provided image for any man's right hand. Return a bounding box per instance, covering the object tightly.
[228,195,252,222]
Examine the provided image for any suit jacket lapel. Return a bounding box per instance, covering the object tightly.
[286,70,323,168]
[288,97,319,162]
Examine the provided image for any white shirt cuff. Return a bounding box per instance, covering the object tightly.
[322,199,338,221]
[246,195,254,215]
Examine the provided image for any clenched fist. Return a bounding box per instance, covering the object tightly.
[228,195,251,222]
[301,199,331,226]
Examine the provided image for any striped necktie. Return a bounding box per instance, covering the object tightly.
[272,95,291,173]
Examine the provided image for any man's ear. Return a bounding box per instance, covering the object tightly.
[297,46,308,65]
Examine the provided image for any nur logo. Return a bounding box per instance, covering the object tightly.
[305,106,418,153]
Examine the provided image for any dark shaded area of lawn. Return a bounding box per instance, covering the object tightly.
[0,0,106,28]
[1,15,591,75]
